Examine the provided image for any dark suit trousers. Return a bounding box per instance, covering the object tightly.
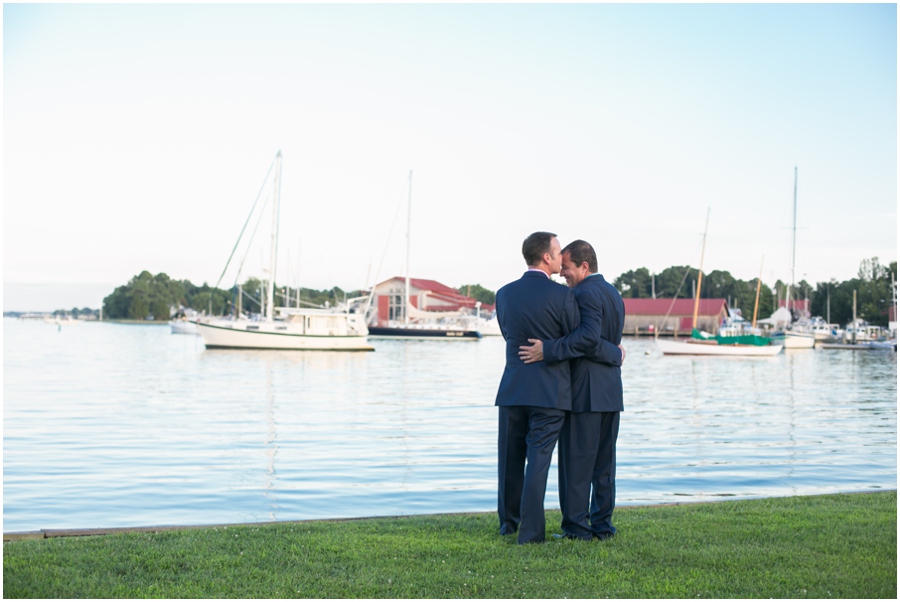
[558,411,620,539]
[498,405,565,544]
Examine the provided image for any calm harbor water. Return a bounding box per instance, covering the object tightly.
[3,318,896,533]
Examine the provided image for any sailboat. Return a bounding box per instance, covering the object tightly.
[656,209,783,356]
[365,171,481,340]
[771,167,816,349]
[196,152,374,351]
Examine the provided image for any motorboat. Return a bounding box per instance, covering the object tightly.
[842,320,884,344]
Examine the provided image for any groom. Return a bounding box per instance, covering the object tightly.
[494,231,579,544]
[519,239,626,541]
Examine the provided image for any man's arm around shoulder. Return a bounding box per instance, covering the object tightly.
[519,284,623,366]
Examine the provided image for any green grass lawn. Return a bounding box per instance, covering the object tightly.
[4,491,896,598]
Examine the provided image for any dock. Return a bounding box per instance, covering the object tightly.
[819,342,896,351]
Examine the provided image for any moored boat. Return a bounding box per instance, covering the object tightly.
[197,151,373,352]
[197,309,373,350]
[771,330,816,349]
[169,318,199,335]
[819,340,897,351]
[842,320,884,343]
[655,210,782,357]
[470,315,502,336]
[367,323,482,340]
[808,317,842,342]
[657,338,783,356]
[364,170,480,341]
[43,315,79,326]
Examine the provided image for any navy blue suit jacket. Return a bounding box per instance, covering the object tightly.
[495,271,579,411]
[544,274,625,413]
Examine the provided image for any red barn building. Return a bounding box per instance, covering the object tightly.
[622,298,730,336]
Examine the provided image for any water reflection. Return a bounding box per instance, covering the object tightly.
[617,340,895,504]
[263,353,277,520]
[2,318,896,532]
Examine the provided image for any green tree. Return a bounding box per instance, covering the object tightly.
[614,268,653,298]
[752,281,776,320]
[103,284,131,319]
[610,264,778,320]
[457,284,496,305]
[811,279,854,326]
[192,291,228,315]
[857,257,896,327]
[102,271,185,320]
[270,282,360,310]
[182,280,231,316]
[653,265,696,298]
[701,270,736,300]
[236,277,265,313]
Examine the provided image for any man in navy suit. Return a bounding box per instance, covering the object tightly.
[519,239,626,541]
[494,231,580,544]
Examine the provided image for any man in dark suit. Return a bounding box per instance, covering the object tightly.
[494,231,581,544]
[519,239,626,541]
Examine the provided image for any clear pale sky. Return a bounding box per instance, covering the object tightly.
[3,3,897,311]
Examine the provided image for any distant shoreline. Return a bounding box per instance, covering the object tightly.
[2,314,167,325]
[102,319,169,325]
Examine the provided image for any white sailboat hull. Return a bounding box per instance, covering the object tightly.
[656,339,783,356]
[197,320,373,351]
[170,320,199,335]
[473,317,503,336]
[777,332,816,349]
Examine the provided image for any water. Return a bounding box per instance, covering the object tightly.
[3,318,896,532]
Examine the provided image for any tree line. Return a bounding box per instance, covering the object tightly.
[613,257,896,327]
[101,271,360,321]
[99,257,896,327]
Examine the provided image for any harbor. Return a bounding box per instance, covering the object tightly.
[3,317,895,534]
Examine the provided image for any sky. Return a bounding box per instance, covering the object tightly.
[3,2,897,311]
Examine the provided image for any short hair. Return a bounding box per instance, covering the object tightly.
[562,239,598,273]
[522,231,557,267]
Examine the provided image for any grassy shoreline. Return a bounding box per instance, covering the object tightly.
[4,491,896,598]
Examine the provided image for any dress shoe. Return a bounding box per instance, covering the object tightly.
[499,524,518,536]
[592,532,615,541]
[552,533,590,541]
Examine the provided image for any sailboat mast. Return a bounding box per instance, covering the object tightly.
[405,170,413,326]
[752,255,764,328]
[691,208,711,330]
[888,270,898,336]
[266,151,282,322]
[789,166,798,315]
